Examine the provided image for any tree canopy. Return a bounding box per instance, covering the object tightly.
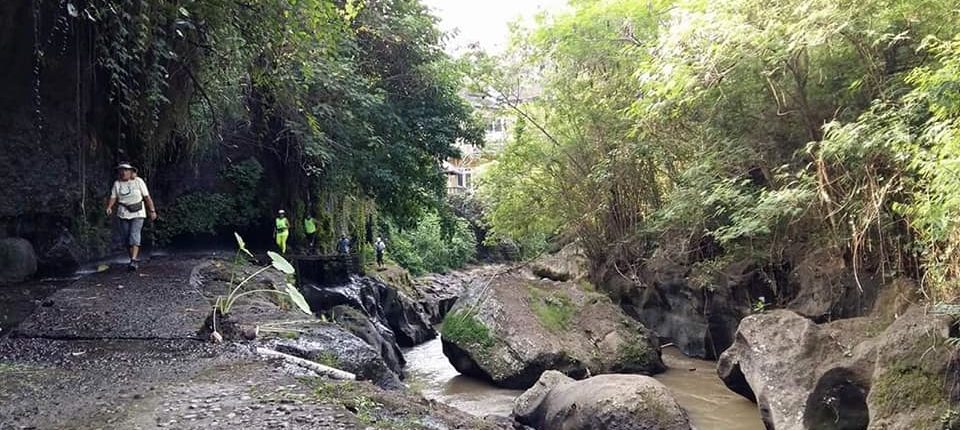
[61,0,481,234]
[476,0,960,301]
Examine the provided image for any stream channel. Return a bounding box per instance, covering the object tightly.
[404,336,764,430]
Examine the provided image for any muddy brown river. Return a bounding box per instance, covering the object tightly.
[404,338,764,429]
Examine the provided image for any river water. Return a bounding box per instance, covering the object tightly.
[404,338,764,430]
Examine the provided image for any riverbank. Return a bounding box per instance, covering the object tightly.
[0,255,507,430]
[404,335,764,429]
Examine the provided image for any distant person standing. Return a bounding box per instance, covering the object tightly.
[275,210,289,254]
[105,163,157,271]
[374,237,386,268]
[336,235,351,254]
[303,212,318,254]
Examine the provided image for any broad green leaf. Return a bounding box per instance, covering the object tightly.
[268,251,296,275]
[285,283,312,315]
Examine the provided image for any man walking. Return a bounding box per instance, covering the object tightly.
[374,236,386,268]
[105,163,157,271]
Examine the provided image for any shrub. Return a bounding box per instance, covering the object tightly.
[389,211,476,275]
[616,335,657,372]
[154,159,264,244]
[441,309,494,350]
[154,192,235,243]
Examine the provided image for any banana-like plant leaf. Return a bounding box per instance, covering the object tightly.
[285,283,312,315]
[268,251,295,274]
[234,232,254,258]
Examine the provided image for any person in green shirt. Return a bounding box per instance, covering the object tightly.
[304,212,318,254]
[275,209,289,254]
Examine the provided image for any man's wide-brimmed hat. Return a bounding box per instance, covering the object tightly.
[115,163,138,172]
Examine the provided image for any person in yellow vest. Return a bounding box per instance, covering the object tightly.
[274,210,289,254]
[303,212,318,254]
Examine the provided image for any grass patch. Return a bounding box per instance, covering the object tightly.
[314,352,340,368]
[313,380,423,429]
[636,390,673,426]
[871,364,945,416]
[441,309,494,350]
[0,362,21,373]
[0,362,40,374]
[577,279,597,293]
[529,287,576,332]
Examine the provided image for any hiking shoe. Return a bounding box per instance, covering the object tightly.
[128,260,140,271]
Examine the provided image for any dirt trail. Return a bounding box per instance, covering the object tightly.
[0,256,503,430]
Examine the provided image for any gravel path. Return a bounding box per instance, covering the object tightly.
[0,256,507,430]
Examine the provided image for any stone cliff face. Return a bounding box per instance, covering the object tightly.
[0,1,202,270]
[598,239,884,359]
[1,1,109,269]
[0,2,289,275]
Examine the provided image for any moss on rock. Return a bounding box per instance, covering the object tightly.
[528,287,576,332]
[615,334,659,373]
[441,310,494,351]
[871,364,946,419]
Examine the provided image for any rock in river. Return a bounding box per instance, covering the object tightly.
[718,307,956,430]
[441,271,664,389]
[304,275,436,347]
[514,370,692,430]
[328,304,406,379]
[269,321,403,389]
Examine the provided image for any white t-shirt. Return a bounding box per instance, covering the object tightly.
[111,177,150,219]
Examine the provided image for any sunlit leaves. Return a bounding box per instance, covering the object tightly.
[481,0,960,300]
[268,251,296,275]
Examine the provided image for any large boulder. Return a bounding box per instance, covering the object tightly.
[190,260,408,386]
[718,307,956,430]
[0,238,37,284]
[513,370,692,430]
[270,322,403,389]
[530,242,589,282]
[441,272,664,389]
[410,266,502,324]
[329,304,405,378]
[613,241,883,359]
[304,275,436,347]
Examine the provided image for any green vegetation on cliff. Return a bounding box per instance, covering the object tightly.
[15,0,482,254]
[388,211,477,275]
[474,0,960,302]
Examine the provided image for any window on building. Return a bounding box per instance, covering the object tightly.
[488,118,506,133]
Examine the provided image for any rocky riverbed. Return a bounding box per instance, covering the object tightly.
[0,256,507,430]
[5,249,946,430]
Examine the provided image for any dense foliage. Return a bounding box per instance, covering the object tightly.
[153,160,264,243]
[477,0,960,301]
[44,0,482,247]
[387,211,477,275]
